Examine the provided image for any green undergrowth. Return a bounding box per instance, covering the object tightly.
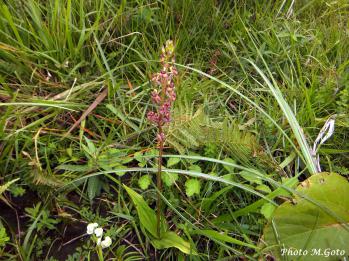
[0,0,348,260]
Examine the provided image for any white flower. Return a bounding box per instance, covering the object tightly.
[96,237,101,246]
[86,223,99,235]
[101,236,112,249]
[94,227,103,238]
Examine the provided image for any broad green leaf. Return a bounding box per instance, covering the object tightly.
[123,185,166,238]
[167,157,181,167]
[185,179,201,197]
[260,203,276,219]
[152,231,196,255]
[192,229,258,249]
[162,171,179,187]
[239,170,263,184]
[138,175,151,190]
[263,173,349,260]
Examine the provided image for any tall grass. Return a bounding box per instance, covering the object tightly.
[0,0,348,259]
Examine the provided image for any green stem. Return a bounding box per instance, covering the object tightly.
[97,246,104,261]
[156,125,163,238]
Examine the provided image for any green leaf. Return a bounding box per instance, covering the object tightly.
[192,229,258,249]
[56,164,91,172]
[188,165,201,173]
[185,179,201,197]
[97,148,127,170]
[162,171,179,187]
[138,175,151,190]
[9,185,26,197]
[133,151,143,162]
[152,231,196,255]
[260,203,276,219]
[87,176,102,202]
[214,176,298,223]
[123,185,166,238]
[112,164,128,176]
[255,184,271,193]
[222,158,236,173]
[239,170,263,184]
[0,226,9,247]
[186,151,200,164]
[167,157,181,167]
[83,136,97,156]
[201,186,232,212]
[263,173,349,260]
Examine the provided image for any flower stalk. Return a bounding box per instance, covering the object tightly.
[147,40,177,237]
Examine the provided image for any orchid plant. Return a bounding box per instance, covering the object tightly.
[147,40,178,237]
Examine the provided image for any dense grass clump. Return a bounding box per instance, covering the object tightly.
[0,0,348,260]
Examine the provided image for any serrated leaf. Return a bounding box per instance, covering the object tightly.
[133,151,144,162]
[161,171,179,187]
[138,175,151,190]
[97,148,127,170]
[185,179,201,197]
[167,157,181,167]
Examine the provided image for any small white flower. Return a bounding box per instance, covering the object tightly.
[94,227,103,238]
[101,236,112,249]
[96,237,101,246]
[86,223,99,235]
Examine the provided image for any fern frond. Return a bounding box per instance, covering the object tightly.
[166,105,262,166]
